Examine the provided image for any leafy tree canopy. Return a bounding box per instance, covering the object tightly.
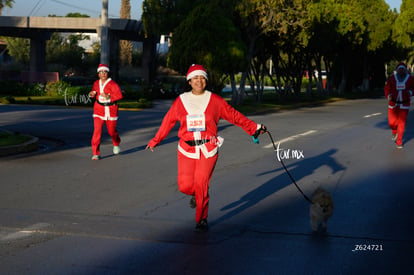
[168,0,246,90]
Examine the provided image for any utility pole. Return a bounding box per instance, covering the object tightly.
[100,0,109,65]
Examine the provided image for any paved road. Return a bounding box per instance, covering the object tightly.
[0,98,413,274]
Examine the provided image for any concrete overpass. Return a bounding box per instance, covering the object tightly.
[0,16,145,81]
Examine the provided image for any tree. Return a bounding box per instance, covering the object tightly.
[305,0,395,93]
[5,18,89,73]
[45,13,91,74]
[120,0,132,66]
[145,0,412,99]
[356,0,394,91]
[4,37,29,64]
[141,0,200,84]
[168,0,246,95]
[226,0,311,103]
[232,0,270,104]
[258,0,310,98]
[0,0,14,15]
[46,33,86,71]
[307,0,370,94]
[142,0,177,84]
[393,0,414,64]
[66,12,90,18]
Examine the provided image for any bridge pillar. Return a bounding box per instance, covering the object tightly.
[29,35,47,73]
[109,32,120,82]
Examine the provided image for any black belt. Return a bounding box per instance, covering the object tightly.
[391,99,409,104]
[97,101,117,106]
[185,139,210,146]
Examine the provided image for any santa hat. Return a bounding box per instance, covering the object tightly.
[97,63,110,72]
[186,64,208,80]
[396,62,407,71]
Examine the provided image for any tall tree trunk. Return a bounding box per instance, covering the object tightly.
[361,54,370,92]
[230,72,238,105]
[142,36,158,84]
[120,0,132,66]
[232,37,256,105]
[338,63,347,95]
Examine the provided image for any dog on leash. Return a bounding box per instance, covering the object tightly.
[309,186,334,232]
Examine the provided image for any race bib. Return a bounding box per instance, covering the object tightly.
[187,114,206,132]
[397,83,406,90]
[98,95,111,103]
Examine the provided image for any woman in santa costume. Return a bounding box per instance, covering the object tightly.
[146,64,266,232]
[89,64,123,160]
[384,62,414,148]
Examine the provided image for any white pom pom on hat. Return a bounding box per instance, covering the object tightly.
[186,64,208,80]
[97,63,110,72]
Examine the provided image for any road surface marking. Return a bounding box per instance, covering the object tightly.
[264,130,318,149]
[0,223,50,241]
[364,112,382,118]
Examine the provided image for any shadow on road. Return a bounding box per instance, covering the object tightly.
[215,148,345,225]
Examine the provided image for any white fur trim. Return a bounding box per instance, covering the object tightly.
[180,91,211,114]
[97,65,110,72]
[186,70,208,80]
[397,65,407,71]
[93,114,118,121]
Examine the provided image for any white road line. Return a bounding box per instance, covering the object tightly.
[263,130,318,149]
[364,112,382,118]
[1,223,50,241]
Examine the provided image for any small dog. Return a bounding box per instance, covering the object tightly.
[309,187,334,232]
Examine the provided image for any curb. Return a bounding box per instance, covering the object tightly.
[0,132,39,157]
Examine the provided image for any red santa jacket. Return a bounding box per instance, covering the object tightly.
[91,78,123,120]
[384,72,414,110]
[148,91,260,159]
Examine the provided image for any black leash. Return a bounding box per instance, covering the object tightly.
[266,131,313,204]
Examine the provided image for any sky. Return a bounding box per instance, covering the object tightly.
[1,0,402,19]
[386,0,402,11]
[2,0,143,20]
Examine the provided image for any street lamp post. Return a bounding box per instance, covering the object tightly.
[100,0,109,65]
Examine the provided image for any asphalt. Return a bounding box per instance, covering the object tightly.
[1,99,414,274]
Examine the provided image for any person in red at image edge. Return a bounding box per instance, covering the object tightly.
[384,62,414,149]
[146,64,267,232]
[89,64,123,160]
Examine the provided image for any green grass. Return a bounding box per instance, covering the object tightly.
[0,130,32,147]
[1,86,383,114]
[0,95,151,109]
[229,94,345,114]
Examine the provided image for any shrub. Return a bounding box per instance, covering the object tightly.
[45,80,70,96]
[27,83,46,96]
[1,96,16,103]
[137,98,152,108]
[0,81,29,96]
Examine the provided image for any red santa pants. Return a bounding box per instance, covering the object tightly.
[388,106,409,146]
[177,150,218,224]
[91,118,121,155]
